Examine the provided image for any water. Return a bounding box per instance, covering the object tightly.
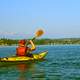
[0,45,80,80]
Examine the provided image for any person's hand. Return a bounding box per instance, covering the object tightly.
[29,40,32,43]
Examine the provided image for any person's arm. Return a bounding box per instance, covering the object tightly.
[29,40,36,51]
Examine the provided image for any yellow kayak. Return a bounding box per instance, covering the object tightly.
[0,51,48,62]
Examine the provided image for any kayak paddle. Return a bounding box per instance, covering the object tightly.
[32,29,44,41]
[26,29,44,45]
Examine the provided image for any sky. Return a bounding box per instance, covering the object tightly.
[0,0,80,39]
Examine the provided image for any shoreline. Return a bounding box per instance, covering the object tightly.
[0,38,80,46]
[0,44,80,47]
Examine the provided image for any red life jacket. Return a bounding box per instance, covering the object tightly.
[16,46,28,56]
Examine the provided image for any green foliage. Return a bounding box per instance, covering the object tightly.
[0,38,80,46]
[0,38,18,46]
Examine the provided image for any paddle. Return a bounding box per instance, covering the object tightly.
[32,29,44,41]
[26,29,44,45]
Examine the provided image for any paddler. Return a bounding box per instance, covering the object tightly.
[16,39,36,57]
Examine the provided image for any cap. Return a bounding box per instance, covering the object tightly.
[19,39,26,45]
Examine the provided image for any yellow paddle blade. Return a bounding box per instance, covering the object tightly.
[35,29,44,37]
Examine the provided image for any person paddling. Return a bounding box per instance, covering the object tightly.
[16,29,44,57]
[16,39,36,57]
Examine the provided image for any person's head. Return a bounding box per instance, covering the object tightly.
[18,39,26,46]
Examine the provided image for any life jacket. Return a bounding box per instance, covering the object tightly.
[16,46,28,56]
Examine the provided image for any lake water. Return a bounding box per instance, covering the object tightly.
[0,45,80,80]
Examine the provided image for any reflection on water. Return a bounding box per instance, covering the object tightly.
[17,63,30,80]
[0,61,46,80]
[17,63,33,80]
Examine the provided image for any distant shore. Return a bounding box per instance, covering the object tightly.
[0,38,80,46]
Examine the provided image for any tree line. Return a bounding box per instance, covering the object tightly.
[0,38,80,46]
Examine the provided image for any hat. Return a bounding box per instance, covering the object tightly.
[19,40,26,45]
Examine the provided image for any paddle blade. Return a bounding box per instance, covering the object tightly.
[35,29,44,37]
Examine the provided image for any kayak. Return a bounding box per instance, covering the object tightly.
[0,51,48,62]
